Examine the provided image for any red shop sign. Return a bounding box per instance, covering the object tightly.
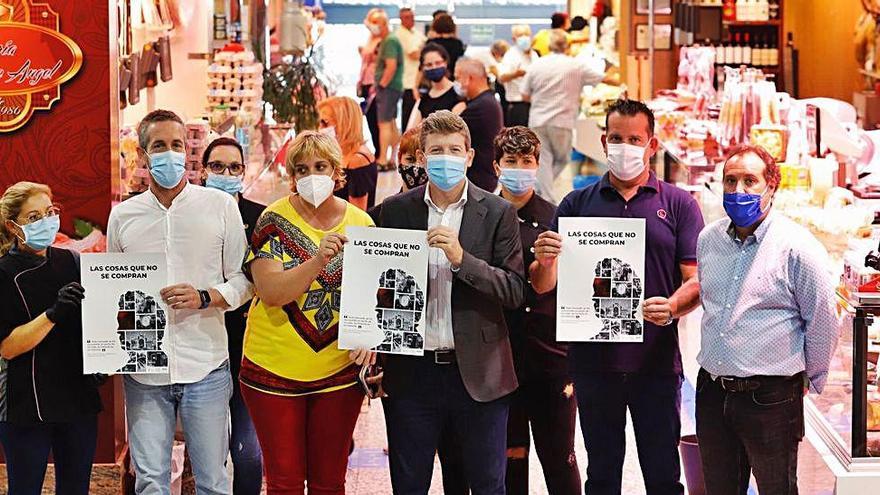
[0,0,83,133]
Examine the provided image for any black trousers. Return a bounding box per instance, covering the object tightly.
[438,375,581,495]
[401,88,417,134]
[695,369,805,495]
[384,358,509,495]
[506,102,531,128]
[573,371,684,495]
[361,83,380,153]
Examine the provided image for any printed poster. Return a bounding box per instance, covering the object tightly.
[338,227,429,356]
[557,217,646,342]
[81,253,169,374]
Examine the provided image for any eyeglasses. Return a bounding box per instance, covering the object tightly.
[19,205,61,225]
[206,161,245,176]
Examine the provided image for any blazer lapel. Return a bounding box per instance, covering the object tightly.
[406,186,429,230]
[459,185,488,254]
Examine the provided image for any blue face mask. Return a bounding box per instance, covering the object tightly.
[150,150,187,189]
[16,215,60,251]
[427,155,467,191]
[723,188,770,228]
[424,67,447,82]
[516,36,531,52]
[498,168,538,196]
[206,173,243,196]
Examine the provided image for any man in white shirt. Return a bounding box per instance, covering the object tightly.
[521,29,607,203]
[395,7,426,134]
[498,24,535,127]
[107,109,253,495]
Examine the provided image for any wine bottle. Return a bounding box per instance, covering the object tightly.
[733,33,743,64]
[743,33,752,65]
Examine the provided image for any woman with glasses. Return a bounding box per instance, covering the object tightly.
[317,96,378,211]
[407,43,460,131]
[241,131,375,494]
[0,181,102,495]
[200,137,266,495]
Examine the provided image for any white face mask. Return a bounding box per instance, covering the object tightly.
[606,143,648,181]
[296,174,335,206]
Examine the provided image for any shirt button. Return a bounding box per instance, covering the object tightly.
[733,276,739,281]
[725,304,731,309]
[525,307,532,313]
[532,221,538,228]
[720,333,725,337]
[717,360,722,365]
[530,247,535,254]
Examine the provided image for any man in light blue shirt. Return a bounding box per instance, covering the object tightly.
[696,145,838,495]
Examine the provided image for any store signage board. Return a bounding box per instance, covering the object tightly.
[338,227,429,356]
[81,253,170,375]
[0,0,84,133]
[470,25,496,46]
[557,217,646,342]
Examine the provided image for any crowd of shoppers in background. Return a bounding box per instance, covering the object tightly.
[0,6,839,495]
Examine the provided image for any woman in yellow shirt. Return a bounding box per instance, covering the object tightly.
[241,131,375,495]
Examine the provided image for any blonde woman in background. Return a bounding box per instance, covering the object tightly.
[317,96,378,211]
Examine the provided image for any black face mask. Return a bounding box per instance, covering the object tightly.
[398,163,429,189]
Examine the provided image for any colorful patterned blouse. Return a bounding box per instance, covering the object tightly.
[241,196,374,396]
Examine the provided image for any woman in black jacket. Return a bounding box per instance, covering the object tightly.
[0,181,102,495]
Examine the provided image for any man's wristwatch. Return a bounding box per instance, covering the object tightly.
[198,290,212,310]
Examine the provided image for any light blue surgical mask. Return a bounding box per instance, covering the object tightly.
[149,150,187,189]
[426,155,467,191]
[15,215,60,251]
[516,36,531,52]
[498,168,538,196]
[206,173,243,196]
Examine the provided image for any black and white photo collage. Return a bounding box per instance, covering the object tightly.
[591,258,644,342]
[374,268,425,355]
[116,290,169,373]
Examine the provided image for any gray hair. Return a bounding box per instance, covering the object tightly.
[548,29,569,54]
[456,57,487,79]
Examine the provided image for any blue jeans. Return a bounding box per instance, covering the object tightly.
[230,370,262,495]
[572,371,684,495]
[0,415,98,495]
[124,363,233,495]
[383,358,510,495]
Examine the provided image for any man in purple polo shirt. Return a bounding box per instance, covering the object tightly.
[531,99,704,495]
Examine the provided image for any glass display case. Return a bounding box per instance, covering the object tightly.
[805,292,880,473]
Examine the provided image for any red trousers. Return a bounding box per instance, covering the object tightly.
[241,384,364,495]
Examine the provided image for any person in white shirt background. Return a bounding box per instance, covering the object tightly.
[521,30,609,204]
[107,109,253,495]
[395,7,426,134]
[498,24,536,128]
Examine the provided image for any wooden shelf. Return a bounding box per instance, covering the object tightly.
[723,20,781,26]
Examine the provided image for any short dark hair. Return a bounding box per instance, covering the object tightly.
[202,137,245,166]
[605,99,655,136]
[494,126,541,163]
[570,16,588,32]
[432,13,456,35]
[431,9,447,18]
[551,12,569,29]
[420,42,451,69]
[137,109,184,150]
[724,145,781,189]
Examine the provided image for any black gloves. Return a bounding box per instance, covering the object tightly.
[45,282,85,324]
